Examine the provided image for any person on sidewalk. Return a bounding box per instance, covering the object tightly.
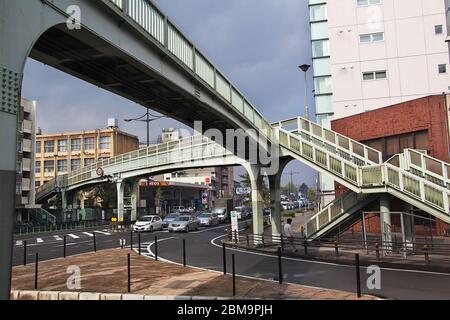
[284,218,298,253]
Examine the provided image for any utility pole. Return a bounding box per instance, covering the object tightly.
[299,64,311,120]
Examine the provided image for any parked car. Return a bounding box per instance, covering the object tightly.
[234,206,249,220]
[162,213,180,229]
[263,208,271,224]
[172,205,186,213]
[212,207,228,223]
[168,215,199,232]
[197,213,219,227]
[133,215,163,232]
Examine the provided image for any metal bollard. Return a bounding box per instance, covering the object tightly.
[234,230,238,244]
[183,239,186,267]
[222,242,227,275]
[261,233,265,247]
[63,236,66,258]
[93,232,97,252]
[23,240,27,266]
[424,245,430,264]
[375,242,380,260]
[127,253,131,293]
[130,230,133,251]
[34,253,39,290]
[246,233,249,247]
[154,236,158,261]
[355,253,361,298]
[280,234,285,253]
[138,232,141,256]
[303,236,308,256]
[334,241,339,257]
[232,254,236,297]
[277,247,283,284]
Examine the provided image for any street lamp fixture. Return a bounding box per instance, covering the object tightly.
[298,64,311,120]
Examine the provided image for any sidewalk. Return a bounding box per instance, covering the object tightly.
[11,249,376,300]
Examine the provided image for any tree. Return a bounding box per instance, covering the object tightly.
[299,183,309,197]
[155,187,163,216]
[307,188,318,202]
[85,183,117,209]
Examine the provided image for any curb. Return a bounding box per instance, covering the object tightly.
[10,290,254,301]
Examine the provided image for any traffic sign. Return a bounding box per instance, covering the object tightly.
[236,187,251,195]
[230,211,238,241]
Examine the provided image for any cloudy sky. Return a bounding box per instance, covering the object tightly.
[22,0,317,188]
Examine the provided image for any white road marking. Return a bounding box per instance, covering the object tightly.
[94,231,111,235]
[67,234,79,239]
[82,232,94,237]
[16,240,23,246]
[53,235,63,241]
[36,238,43,243]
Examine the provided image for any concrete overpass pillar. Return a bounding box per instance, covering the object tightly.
[401,204,416,251]
[116,180,125,222]
[268,159,290,241]
[130,180,140,222]
[380,194,392,254]
[61,191,68,222]
[245,164,264,244]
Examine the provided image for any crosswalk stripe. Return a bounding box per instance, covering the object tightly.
[67,234,79,239]
[94,231,111,235]
[16,240,23,246]
[36,238,43,243]
[82,232,94,237]
[54,235,63,241]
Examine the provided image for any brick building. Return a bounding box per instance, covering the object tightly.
[331,94,450,236]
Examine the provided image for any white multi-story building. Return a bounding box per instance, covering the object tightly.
[309,0,450,204]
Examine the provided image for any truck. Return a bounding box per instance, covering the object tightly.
[211,198,234,223]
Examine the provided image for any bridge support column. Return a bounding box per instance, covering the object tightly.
[401,204,416,252]
[61,191,68,222]
[380,194,392,254]
[130,180,140,222]
[116,180,125,222]
[245,164,264,245]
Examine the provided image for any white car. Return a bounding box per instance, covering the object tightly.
[133,215,163,232]
[172,205,186,213]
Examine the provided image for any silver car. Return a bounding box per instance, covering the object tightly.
[162,213,180,229]
[197,213,219,227]
[168,215,199,232]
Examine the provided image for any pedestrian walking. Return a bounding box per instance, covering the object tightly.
[283,218,298,252]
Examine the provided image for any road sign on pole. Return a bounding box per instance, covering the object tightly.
[231,211,238,242]
[235,187,251,195]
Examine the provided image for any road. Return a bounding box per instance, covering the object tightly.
[12,221,450,300]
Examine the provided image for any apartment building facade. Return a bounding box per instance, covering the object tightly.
[309,0,450,204]
[16,99,37,218]
[35,121,139,187]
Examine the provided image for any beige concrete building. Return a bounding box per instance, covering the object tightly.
[16,99,37,218]
[35,120,139,187]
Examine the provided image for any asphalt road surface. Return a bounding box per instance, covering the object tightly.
[12,221,450,300]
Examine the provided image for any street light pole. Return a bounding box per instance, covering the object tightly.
[299,64,311,120]
[124,109,165,217]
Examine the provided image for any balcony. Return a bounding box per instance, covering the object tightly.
[23,119,33,134]
[22,158,31,172]
[22,178,31,191]
[23,139,32,153]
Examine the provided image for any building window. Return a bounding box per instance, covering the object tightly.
[58,139,67,152]
[84,158,95,166]
[16,182,22,195]
[58,160,68,172]
[362,70,387,80]
[314,76,332,94]
[438,64,447,74]
[435,25,443,35]
[44,160,54,173]
[71,138,81,151]
[36,141,41,154]
[44,140,54,153]
[16,162,22,173]
[35,161,41,173]
[71,159,81,171]
[312,39,330,58]
[17,141,22,153]
[35,181,41,188]
[84,137,95,150]
[100,136,111,149]
[310,4,327,22]
[359,32,384,43]
[357,0,381,6]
